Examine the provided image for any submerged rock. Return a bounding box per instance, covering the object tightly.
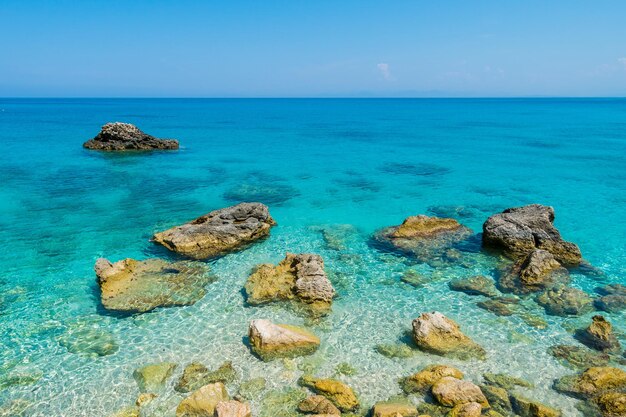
[57,327,118,357]
[176,382,229,417]
[245,253,335,315]
[509,393,562,417]
[235,378,266,401]
[480,384,512,415]
[376,343,415,359]
[548,345,610,369]
[400,365,464,394]
[449,275,498,297]
[83,122,179,151]
[412,311,485,360]
[215,400,251,417]
[371,398,418,417]
[553,367,626,399]
[133,362,177,393]
[593,392,626,417]
[374,215,472,262]
[298,395,341,415]
[498,250,569,294]
[483,373,532,390]
[448,402,482,417]
[248,319,320,361]
[153,203,276,259]
[175,361,237,393]
[401,269,429,287]
[476,297,519,316]
[95,258,212,313]
[299,376,359,412]
[482,204,581,265]
[575,315,621,353]
[535,285,594,316]
[431,376,489,408]
[595,285,626,313]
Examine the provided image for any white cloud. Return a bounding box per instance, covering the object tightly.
[619,57,626,69]
[377,63,391,80]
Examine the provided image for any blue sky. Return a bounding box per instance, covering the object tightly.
[1,1,625,97]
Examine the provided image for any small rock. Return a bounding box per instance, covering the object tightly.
[412,312,485,360]
[215,400,251,417]
[480,385,512,415]
[400,365,464,394]
[448,402,482,417]
[510,393,561,417]
[176,382,229,417]
[498,250,569,294]
[57,327,118,357]
[372,398,418,417]
[449,275,497,297]
[175,361,237,393]
[547,345,609,369]
[248,319,320,361]
[476,297,518,316]
[136,393,157,407]
[235,378,266,401]
[483,373,532,390]
[431,377,489,408]
[375,343,415,359]
[153,202,276,260]
[595,294,626,313]
[535,286,594,316]
[298,395,341,415]
[401,269,430,287]
[299,376,359,412]
[83,122,179,151]
[133,362,177,393]
[108,406,140,417]
[575,315,621,353]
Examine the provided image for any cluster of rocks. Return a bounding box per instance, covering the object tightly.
[83,122,179,151]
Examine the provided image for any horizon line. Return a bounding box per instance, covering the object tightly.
[2,96,626,100]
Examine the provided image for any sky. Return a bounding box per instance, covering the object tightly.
[1,0,626,97]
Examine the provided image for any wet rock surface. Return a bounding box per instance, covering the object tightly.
[175,382,229,417]
[510,393,562,417]
[299,376,359,412]
[482,204,582,265]
[248,319,320,361]
[133,362,177,393]
[400,364,464,394]
[553,367,626,399]
[175,361,236,393]
[575,315,621,353]
[430,376,489,408]
[153,203,276,259]
[83,122,179,151]
[498,250,569,294]
[535,285,594,316]
[298,395,341,415]
[95,258,213,313]
[412,311,485,359]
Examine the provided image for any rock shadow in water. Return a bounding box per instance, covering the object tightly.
[378,162,451,177]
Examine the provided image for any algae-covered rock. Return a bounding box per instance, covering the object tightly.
[375,215,472,261]
[372,398,418,417]
[547,345,609,369]
[449,275,497,297]
[57,327,119,357]
[235,378,266,401]
[480,385,512,415]
[595,294,626,314]
[509,393,561,417]
[376,343,415,359]
[553,367,626,399]
[448,402,482,417]
[215,400,251,417]
[483,373,532,390]
[136,393,157,407]
[535,286,594,316]
[299,376,359,412]
[0,369,43,390]
[153,202,276,260]
[400,365,464,394]
[594,392,626,417]
[431,377,489,408]
[133,362,177,393]
[412,312,485,360]
[95,257,212,313]
[498,250,569,294]
[245,253,335,315]
[482,204,581,265]
[401,269,430,287]
[476,297,518,316]
[258,387,307,417]
[175,361,237,393]
[575,315,621,353]
[248,319,320,361]
[176,382,229,417]
[298,395,341,415]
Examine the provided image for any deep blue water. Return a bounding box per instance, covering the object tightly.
[0,98,625,416]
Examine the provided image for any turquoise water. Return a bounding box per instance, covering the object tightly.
[0,98,625,416]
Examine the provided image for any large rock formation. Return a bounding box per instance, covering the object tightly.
[176,382,229,417]
[498,250,569,294]
[248,319,320,361]
[412,312,485,359]
[83,122,179,151]
[95,258,212,313]
[374,215,472,261]
[482,204,581,265]
[153,203,276,259]
[245,253,335,315]
[299,376,359,412]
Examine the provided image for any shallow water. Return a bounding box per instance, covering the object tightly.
[0,98,625,416]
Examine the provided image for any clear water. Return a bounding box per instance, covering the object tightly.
[0,98,624,416]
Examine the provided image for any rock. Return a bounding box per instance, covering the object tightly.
[448,402,482,417]
[83,122,179,151]
[108,406,140,417]
[95,258,212,313]
[313,224,358,251]
[175,361,237,393]
[375,215,472,261]
[376,343,415,359]
[133,362,177,393]
[595,294,626,313]
[594,392,626,417]
[411,312,485,360]
[245,253,335,315]
[298,395,341,415]
[176,382,229,417]
[476,297,518,316]
[153,203,276,259]
[449,275,497,297]
[416,402,449,417]
[372,398,418,417]
[553,367,626,399]
[0,369,43,390]
[480,385,512,415]
[401,270,429,287]
[598,284,626,296]
[248,319,320,361]
[575,316,621,353]
[215,400,251,417]
[299,376,359,412]
[498,250,569,294]
[547,345,610,369]
[482,204,581,265]
[136,393,157,407]
[510,393,562,417]
[431,377,489,408]
[57,327,118,357]
[535,285,594,316]
[400,365,464,394]
[235,378,266,401]
[483,373,532,390]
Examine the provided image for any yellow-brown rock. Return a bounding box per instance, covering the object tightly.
[400,365,464,394]
[176,382,229,417]
[431,377,489,408]
[248,319,320,361]
[300,376,359,412]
